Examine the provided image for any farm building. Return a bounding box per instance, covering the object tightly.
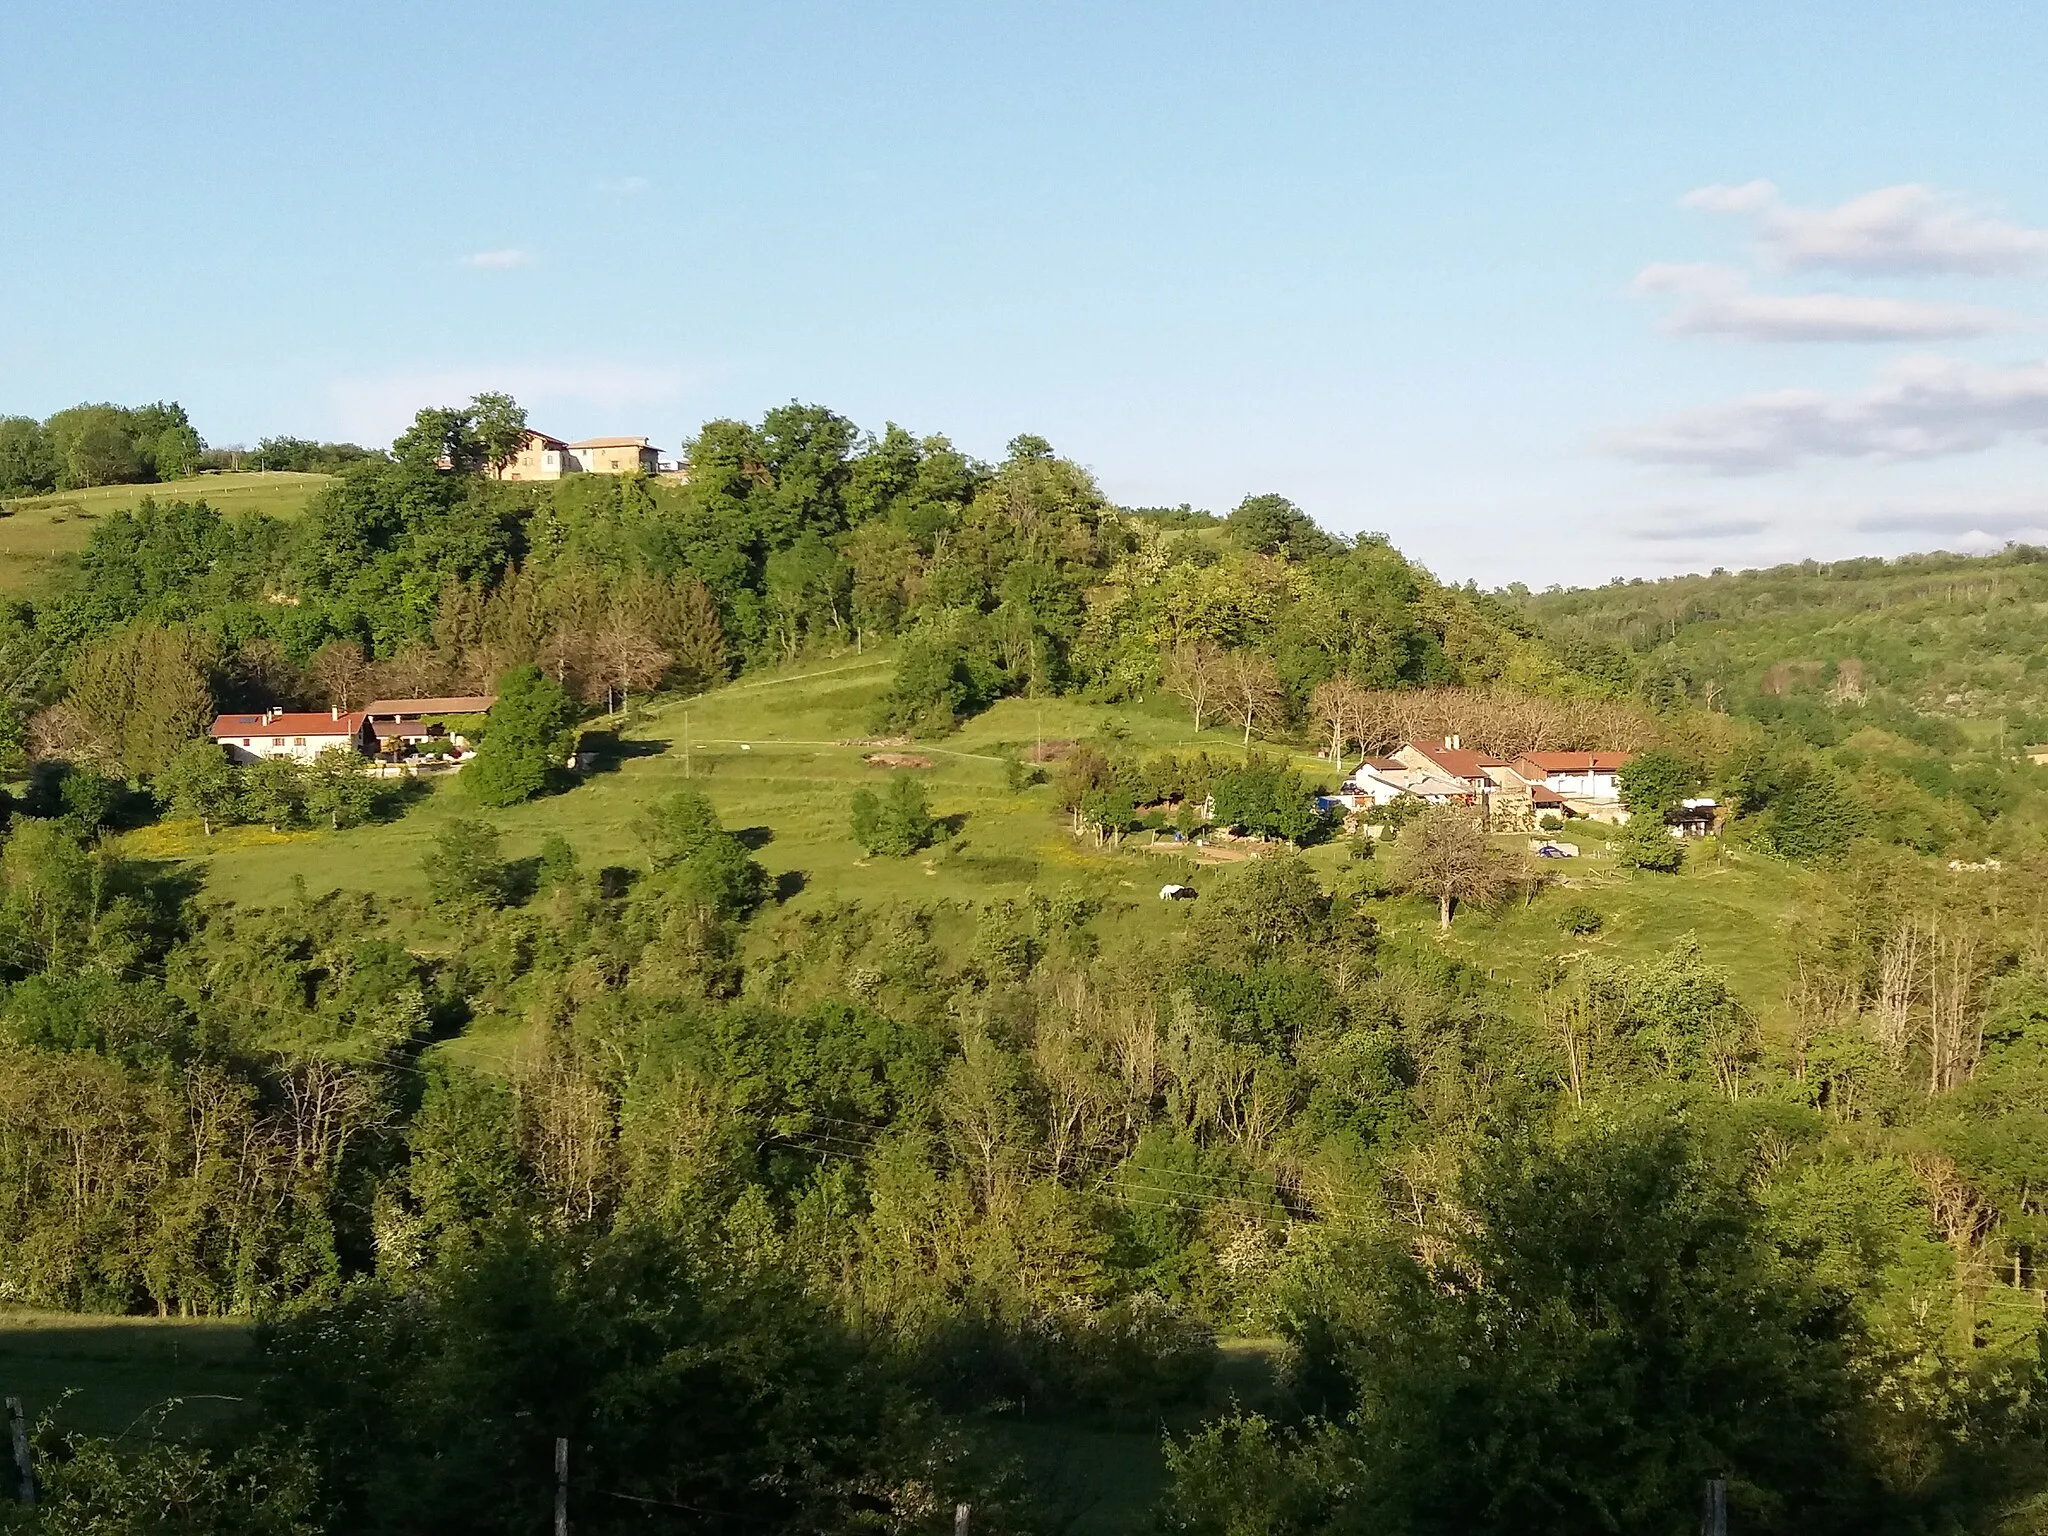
[360,695,495,760]
[210,709,372,765]
[493,432,663,481]
[1507,750,1632,803]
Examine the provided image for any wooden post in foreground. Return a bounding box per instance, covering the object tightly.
[554,1437,569,1536]
[1701,1476,1726,1536]
[6,1396,34,1506]
[954,1502,971,1536]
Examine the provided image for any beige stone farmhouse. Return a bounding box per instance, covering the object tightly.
[495,431,663,481]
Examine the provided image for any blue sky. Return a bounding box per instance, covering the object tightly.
[8,2,2048,586]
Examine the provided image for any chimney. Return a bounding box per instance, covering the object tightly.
[1444,734,1461,751]
[331,706,340,721]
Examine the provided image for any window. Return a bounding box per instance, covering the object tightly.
[293,737,306,746]
[270,737,283,746]
[241,738,252,747]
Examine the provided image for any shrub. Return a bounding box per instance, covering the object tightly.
[1537,812,1563,831]
[851,773,936,856]
[1615,812,1683,873]
[1557,899,1604,935]
[424,817,505,908]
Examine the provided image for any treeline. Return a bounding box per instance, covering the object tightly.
[0,401,378,497]
[1517,542,2048,724]
[0,395,1609,786]
[0,402,206,494]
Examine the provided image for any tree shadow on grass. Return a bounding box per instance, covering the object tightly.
[735,825,775,851]
[371,775,435,822]
[772,869,807,903]
[575,731,669,773]
[499,856,542,906]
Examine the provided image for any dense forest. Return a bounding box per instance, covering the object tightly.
[5,395,2048,1533]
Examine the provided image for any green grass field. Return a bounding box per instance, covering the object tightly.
[0,1310,260,1439]
[0,471,331,589]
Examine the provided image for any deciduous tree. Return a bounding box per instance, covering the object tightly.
[465,665,575,808]
[1395,804,1521,928]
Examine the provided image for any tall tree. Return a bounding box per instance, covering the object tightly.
[1220,650,1284,746]
[61,623,218,777]
[465,665,575,807]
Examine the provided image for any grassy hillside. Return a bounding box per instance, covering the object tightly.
[0,1309,260,1437]
[0,471,330,589]
[128,649,1822,1057]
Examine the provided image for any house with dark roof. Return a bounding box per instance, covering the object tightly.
[359,696,495,759]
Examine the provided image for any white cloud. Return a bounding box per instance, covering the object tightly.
[1682,181,2048,275]
[1633,263,2020,343]
[1853,499,2048,538]
[593,175,650,198]
[459,249,536,269]
[329,362,695,445]
[1613,356,2048,473]
[1626,510,1772,542]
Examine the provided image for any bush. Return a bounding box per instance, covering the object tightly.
[1615,812,1683,873]
[1537,812,1563,831]
[537,833,579,891]
[423,817,505,908]
[1211,752,1323,843]
[851,773,935,856]
[874,634,1000,736]
[1557,899,1604,935]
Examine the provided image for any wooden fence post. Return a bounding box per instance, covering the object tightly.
[6,1397,34,1507]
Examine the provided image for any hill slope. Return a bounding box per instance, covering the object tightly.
[0,471,330,589]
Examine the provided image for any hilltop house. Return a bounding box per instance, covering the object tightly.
[494,431,663,481]
[210,709,372,765]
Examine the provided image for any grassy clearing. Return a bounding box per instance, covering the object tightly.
[0,472,330,589]
[0,1309,260,1438]
[140,650,1820,1049]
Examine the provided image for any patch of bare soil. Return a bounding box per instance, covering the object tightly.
[864,752,933,769]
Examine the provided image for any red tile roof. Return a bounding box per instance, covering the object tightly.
[570,436,654,449]
[211,711,364,739]
[1405,743,1508,780]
